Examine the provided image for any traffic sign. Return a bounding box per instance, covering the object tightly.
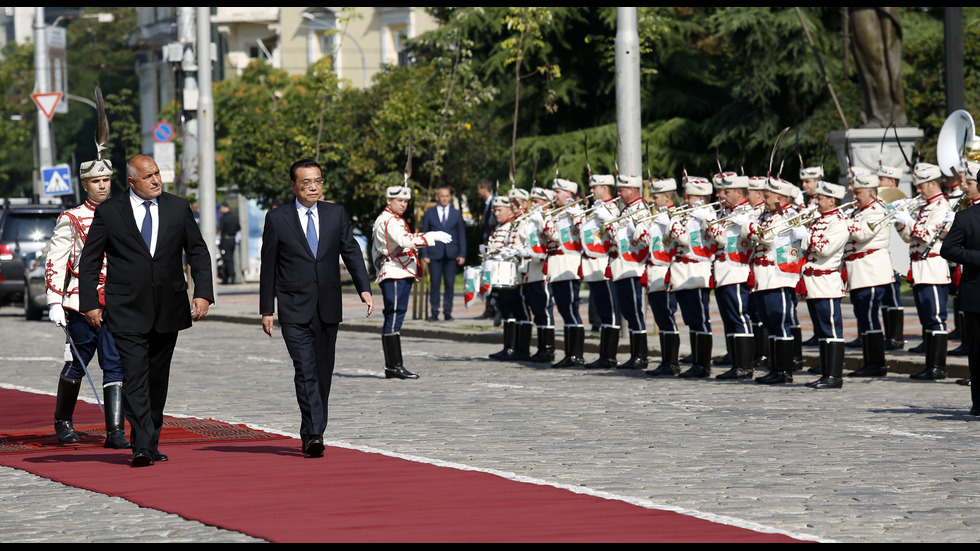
[42,164,73,196]
[153,121,175,143]
[32,92,63,121]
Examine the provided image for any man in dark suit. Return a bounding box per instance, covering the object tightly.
[260,159,373,457]
[79,154,214,467]
[476,178,499,321]
[421,185,467,321]
[940,161,980,415]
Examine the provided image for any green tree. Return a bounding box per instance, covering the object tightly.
[0,43,36,197]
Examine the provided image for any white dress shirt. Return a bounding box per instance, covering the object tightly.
[130,189,159,256]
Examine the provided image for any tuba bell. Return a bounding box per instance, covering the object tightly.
[938,109,980,177]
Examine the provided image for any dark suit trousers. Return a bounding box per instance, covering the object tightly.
[964,311,980,409]
[281,320,339,439]
[113,330,179,451]
[428,258,456,317]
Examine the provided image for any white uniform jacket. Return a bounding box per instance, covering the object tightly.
[799,208,848,299]
[844,200,894,291]
[606,197,650,282]
[741,204,803,292]
[542,210,582,283]
[579,198,620,283]
[898,192,950,285]
[45,199,107,312]
[667,203,716,291]
[373,206,434,283]
[707,200,757,288]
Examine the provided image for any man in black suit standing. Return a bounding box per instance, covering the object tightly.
[475,178,497,320]
[260,159,373,457]
[79,154,214,467]
[421,186,467,321]
[941,161,980,415]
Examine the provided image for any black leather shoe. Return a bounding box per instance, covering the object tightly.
[132,449,154,467]
[426,316,439,322]
[385,365,420,379]
[844,337,862,349]
[444,315,454,321]
[970,407,980,416]
[910,367,947,380]
[152,450,168,462]
[801,335,819,347]
[304,437,324,458]
[957,378,972,386]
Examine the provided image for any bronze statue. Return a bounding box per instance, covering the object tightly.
[850,7,908,128]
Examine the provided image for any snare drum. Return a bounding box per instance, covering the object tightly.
[487,258,518,289]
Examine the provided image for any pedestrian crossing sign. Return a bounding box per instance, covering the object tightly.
[42,164,73,196]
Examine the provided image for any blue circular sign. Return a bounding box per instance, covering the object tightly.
[153,121,175,143]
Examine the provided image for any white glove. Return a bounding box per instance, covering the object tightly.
[791,226,808,242]
[429,231,453,244]
[500,247,516,259]
[595,205,613,223]
[730,214,749,227]
[479,244,486,256]
[530,210,545,227]
[892,210,913,227]
[48,303,66,326]
[690,207,710,221]
[626,218,636,234]
[566,205,583,217]
[654,213,670,227]
[945,211,956,225]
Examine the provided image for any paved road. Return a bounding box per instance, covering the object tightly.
[1,286,977,542]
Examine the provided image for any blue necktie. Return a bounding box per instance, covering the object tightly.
[306,208,318,256]
[141,201,153,251]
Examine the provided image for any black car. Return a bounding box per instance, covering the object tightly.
[0,200,63,318]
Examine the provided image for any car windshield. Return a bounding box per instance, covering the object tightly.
[3,213,58,244]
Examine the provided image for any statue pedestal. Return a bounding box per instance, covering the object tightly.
[826,127,923,196]
[828,127,920,276]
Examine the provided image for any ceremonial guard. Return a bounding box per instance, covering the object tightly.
[544,178,586,367]
[373,185,452,379]
[508,187,535,360]
[597,175,651,369]
[799,165,823,347]
[707,173,758,379]
[844,172,894,377]
[795,182,849,389]
[745,176,771,368]
[579,174,623,369]
[668,176,717,378]
[45,157,129,449]
[741,177,803,384]
[799,165,822,209]
[523,187,558,362]
[643,178,681,376]
[876,164,908,350]
[487,194,530,361]
[946,173,968,356]
[894,163,951,379]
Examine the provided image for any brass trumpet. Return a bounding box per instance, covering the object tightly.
[867,195,927,231]
[761,201,857,237]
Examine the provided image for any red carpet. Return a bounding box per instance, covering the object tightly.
[0,388,807,542]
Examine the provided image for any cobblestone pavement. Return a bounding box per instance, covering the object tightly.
[1,285,977,542]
